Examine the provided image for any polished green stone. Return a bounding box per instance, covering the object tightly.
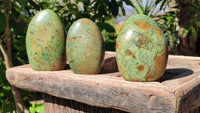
[26,9,66,71]
[116,14,168,81]
[66,18,105,74]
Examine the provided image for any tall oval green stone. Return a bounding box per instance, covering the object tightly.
[116,14,168,81]
[26,9,66,71]
[66,18,105,74]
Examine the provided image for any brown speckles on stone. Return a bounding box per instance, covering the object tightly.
[67,36,78,43]
[144,49,168,81]
[137,65,144,71]
[144,48,168,81]
[47,55,66,70]
[152,49,168,81]
[145,37,151,43]
[145,68,152,81]
[146,68,151,76]
[82,19,91,26]
[153,27,163,40]
[120,24,124,31]
[126,50,136,59]
[134,21,152,31]
[138,36,144,44]
[136,34,151,48]
[145,73,152,81]
[129,78,139,81]
[33,57,45,66]
[30,31,34,34]
[116,43,119,49]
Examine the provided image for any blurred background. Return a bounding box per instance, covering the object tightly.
[0,0,200,112]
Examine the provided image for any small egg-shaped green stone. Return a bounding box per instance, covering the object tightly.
[26,9,66,71]
[66,18,105,74]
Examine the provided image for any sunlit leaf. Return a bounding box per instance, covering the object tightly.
[35,104,44,113]
[182,29,189,36]
[3,85,12,91]
[190,26,197,41]
[196,22,200,27]
[29,104,36,113]
[29,104,44,113]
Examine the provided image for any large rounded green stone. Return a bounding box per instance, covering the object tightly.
[116,14,168,81]
[26,9,66,71]
[66,18,105,74]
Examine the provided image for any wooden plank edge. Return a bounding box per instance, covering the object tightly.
[162,69,200,113]
[175,75,200,112]
[162,68,200,93]
[168,55,200,60]
[6,67,175,113]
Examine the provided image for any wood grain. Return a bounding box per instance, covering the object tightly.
[44,94,128,113]
[6,51,200,113]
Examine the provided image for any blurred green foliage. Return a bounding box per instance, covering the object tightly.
[130,0,166,17]
[0,62,16,113]
[29,103,44,113]
[97,19,118,51]
[156,0,200,52]
[157,11,179,50]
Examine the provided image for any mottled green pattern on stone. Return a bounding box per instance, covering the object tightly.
[26,9,66,71]
[116,14,168,81]
[66,18,105,74]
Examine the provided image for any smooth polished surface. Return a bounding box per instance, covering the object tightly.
[116,14,168,81]
[66,18,105,74]
[26,9,66,71]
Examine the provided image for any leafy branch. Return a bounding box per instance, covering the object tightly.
[1,0,24,113]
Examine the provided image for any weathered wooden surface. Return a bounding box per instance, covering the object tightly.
[6,51,200,113]
[44,94,127,113]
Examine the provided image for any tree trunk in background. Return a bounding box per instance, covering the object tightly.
[177,0,198,56]
[178,27,197,56]
[4,0,24,112]
[196,14,200,56]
